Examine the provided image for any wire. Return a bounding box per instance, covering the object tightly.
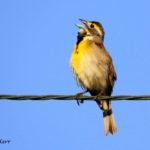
[0,94,150,101]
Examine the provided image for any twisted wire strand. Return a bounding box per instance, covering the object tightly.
[0,94,150,101]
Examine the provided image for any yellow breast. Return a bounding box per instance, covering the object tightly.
[70,39,109,93]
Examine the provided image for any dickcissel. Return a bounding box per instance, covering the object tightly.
[70,19,117,135]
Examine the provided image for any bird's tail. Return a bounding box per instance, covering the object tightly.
[97,100,117,135]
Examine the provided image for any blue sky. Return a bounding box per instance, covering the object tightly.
[0,0,150,149]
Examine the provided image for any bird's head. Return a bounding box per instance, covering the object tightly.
[76,19,105,41]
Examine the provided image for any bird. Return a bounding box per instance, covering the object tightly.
[70,19,117,135]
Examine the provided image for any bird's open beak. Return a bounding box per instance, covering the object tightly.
[75,19,88,29]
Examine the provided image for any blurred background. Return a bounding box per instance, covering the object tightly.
[0,0,150,149]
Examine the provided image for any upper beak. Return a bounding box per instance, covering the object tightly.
[79,19,88,25]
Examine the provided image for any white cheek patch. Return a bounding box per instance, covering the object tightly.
[84,36,94,41]
[84,35,102,43]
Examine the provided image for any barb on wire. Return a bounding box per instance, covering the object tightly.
[0,94,150,101]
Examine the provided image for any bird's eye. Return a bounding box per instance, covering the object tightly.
[90,24,94,28]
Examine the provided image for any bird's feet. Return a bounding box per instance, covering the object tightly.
[75,90,88,106]
[95,94,103,110]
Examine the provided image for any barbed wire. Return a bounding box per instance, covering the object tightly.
[0,94,150,101]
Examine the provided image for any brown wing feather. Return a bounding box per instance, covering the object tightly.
[96,43,117,96]
[109,59,117,86]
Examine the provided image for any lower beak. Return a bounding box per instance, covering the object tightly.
[75,24,84,29]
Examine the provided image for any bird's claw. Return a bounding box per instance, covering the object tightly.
[75,92,84,106]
